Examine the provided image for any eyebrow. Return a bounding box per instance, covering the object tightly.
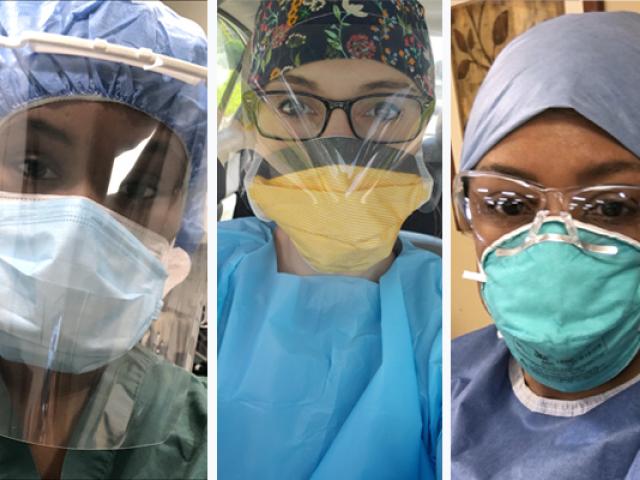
[27,119,72,146]
[477,158,640,186]
[362,80,419,94]
[280,74,318,90]
[476,163,540,183]
[576,160,640,183]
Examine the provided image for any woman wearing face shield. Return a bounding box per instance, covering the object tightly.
[218,1,441,479]
[0,2,207,479]
[452,12,640,479]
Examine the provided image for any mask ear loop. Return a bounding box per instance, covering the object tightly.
[162,245,193,298]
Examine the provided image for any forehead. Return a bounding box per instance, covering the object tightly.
[476,110,640,187]
[0,100,187,162]
[265,59,420,98]
[5,101,155,143]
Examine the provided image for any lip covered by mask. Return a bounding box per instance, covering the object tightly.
[245,138,433,274]
[480,220,640,393]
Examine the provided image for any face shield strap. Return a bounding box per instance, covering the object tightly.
[0,32,207,85]
[495,211,619,257]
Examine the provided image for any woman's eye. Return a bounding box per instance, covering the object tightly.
[118,181,157,200]
[18,157,58,180]
[482,195,532,217]
[366,102,402,121]
[584,198,638,220]
[278,99,314,117]
[598,201,627,217]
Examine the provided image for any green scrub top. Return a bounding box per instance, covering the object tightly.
[0,347,207,480]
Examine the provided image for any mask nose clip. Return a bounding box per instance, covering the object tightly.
[495,210,618,257]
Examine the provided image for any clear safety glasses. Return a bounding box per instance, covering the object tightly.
[454,171,640,247]
[244,90,434,143]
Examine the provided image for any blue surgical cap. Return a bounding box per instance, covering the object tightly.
[0,0,207,251]
[461,12,640,171]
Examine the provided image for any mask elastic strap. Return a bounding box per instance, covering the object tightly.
[495,211,618,257]
[462,269,487,283]
[162,247,192,298]
[463,261,487,283]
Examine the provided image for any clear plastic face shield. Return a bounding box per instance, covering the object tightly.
[453,170,640,258]
[0,101,190,239]
[242,85,434,273]
[217,0,437,274]
[241,69,435,273]
[0,34,206,449]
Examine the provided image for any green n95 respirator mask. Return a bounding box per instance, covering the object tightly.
[468,212,640,393]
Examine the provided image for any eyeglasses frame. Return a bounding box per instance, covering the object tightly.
[243,89,435,144]
[454,170,640,233]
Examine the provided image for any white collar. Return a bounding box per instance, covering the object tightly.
[509,356,640,417]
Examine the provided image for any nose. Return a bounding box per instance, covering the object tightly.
[64,179,107,205]
[545,190,566,215]
[321,108,356,138]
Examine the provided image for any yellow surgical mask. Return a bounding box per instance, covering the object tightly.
[248,160,432,274]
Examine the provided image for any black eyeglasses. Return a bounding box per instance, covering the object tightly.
[244,90,434,143]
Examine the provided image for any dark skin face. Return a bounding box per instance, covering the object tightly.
[474,109,640,399]
[0,100,190,240]
[474,109,640,251]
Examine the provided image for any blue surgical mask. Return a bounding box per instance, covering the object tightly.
[0,193,169,374]
[475,214,640,393]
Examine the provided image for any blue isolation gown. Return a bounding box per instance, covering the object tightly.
[452,325,640,480]
[218,217,442,480]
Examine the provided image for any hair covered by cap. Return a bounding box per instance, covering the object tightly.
[249,0,434,98]
[0,0,207,251]
[461,12,640,171]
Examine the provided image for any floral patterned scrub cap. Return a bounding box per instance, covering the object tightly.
[248,0,434,98]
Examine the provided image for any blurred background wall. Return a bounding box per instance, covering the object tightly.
[164,1,207,32]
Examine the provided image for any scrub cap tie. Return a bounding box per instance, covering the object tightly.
[249,0,434,98]
[461,12,640,171]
